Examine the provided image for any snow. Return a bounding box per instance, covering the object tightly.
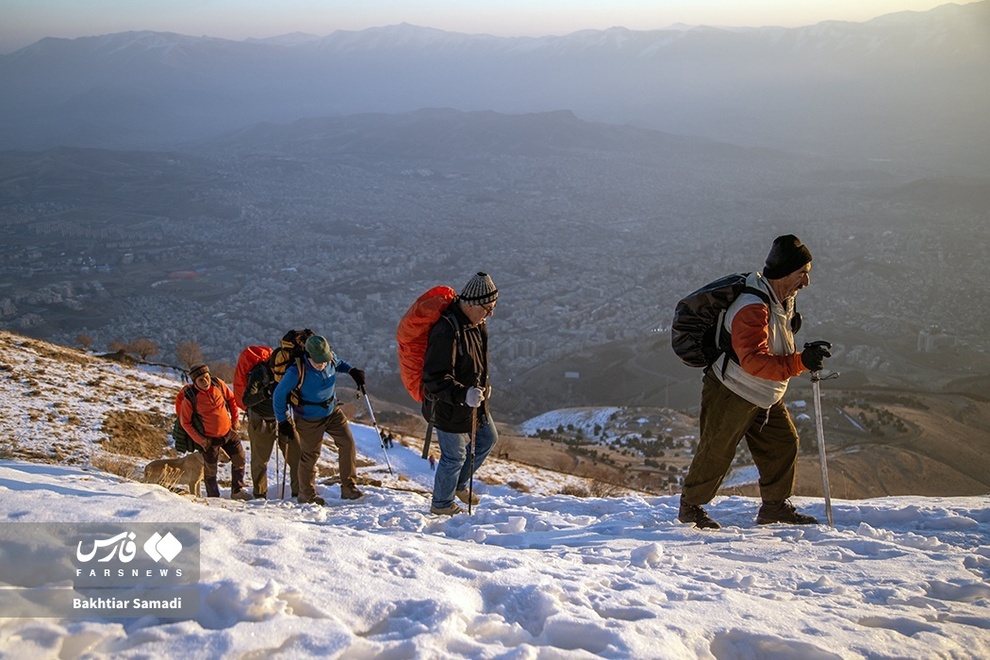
[1,332,989,658]
[721,465,760,489]
[519,407,622,436]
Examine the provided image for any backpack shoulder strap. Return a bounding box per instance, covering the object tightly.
[440,309,464,378]
[180,384,206,437]
[204,377,237,420]
[441,309,463,356]
[294,355,306,391]
[182,384,198,412]
[288,356,330,408]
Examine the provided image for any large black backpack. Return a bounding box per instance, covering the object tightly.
[671,273,771,369]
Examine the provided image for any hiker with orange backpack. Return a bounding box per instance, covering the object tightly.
[242,351,301,500]
[421,272,500,516]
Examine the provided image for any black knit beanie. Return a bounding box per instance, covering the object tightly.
[763,235,812,279]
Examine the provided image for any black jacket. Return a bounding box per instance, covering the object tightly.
[421,304,489,433]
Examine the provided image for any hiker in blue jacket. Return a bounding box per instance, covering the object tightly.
[273,334,366,505]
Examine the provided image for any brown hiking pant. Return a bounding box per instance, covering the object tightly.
[203,435,247,494]
[248,410,300,498]
[294,407,358,503]
[681,370,799,506]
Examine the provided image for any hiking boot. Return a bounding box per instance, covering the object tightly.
[456,489,480,505]
[204,477,220,498]
[230,490,252,501]
[430,503,463,516]
[253,492,267,500]
[299,496,327,506]
[757,500,818,525]
[340,485,363,500]
[678,501,721,530]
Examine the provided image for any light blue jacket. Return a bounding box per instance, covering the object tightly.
[273,356,353,422]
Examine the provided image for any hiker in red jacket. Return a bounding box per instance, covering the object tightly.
[179,363,249,500]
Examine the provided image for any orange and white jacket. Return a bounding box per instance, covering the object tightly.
[715,272,806,408]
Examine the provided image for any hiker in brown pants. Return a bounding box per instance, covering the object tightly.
[682,370,799,506]
[272,334,366,505]
[293,409,359,504]
[678,235,831,529]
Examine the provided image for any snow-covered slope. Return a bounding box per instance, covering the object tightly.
[0,330,610,497]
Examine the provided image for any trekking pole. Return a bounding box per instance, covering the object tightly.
[358,386,393,476]
[467,404,478,516]
[275,435,282,500]
[280,447,287,500]
[421,420,434,460]
[811,370,839,527]
[422,395,438,459]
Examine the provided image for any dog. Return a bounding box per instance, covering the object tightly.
[144,452,205,496]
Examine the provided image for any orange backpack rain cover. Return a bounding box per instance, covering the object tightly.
[233,345,273,408]
[396,286,457,402]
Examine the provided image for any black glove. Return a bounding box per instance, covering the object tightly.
[801,340,832,372]
[278,420,295,439]
[349,368,366,389]
[208,436,225,448]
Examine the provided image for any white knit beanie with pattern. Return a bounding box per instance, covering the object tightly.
[460,272,498,305]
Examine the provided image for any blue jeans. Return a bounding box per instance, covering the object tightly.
[431,413,498,509]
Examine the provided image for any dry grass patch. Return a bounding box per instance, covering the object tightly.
[589,479,624,498]
[559,484,591,497]
[102,409,172,459]
[91,453,141,480]
[21,337,97,367]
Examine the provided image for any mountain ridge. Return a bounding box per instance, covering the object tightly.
[8,1,987,60]
[1,2,986,173]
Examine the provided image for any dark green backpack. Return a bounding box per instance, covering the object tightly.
[171,385,205,453]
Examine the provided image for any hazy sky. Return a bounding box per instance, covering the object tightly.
[0,1,965,53]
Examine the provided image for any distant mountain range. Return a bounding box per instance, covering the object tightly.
[1,1,988,175]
